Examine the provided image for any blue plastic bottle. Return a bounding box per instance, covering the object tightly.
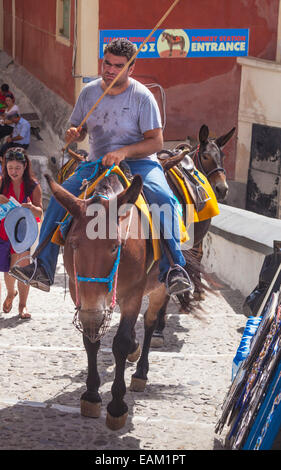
[232,316,262,381]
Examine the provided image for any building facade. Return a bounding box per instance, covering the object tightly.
[1,0,281,215]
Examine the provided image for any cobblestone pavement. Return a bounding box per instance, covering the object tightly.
[0,253,247,451]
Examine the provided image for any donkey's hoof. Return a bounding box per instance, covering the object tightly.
[130,376,147,392]
[127,344,141,362]
[151,335,164,348]
[106,411,128,430]
[80,399,101,418]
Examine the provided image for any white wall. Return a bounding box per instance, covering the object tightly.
[74,0,99,154]
[202,232,265,296]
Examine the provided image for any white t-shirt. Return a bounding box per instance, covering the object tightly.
[5,104,20,127]
[70,78,162,162]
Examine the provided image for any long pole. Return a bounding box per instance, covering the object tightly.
[64,0,181,151]
[256,263,281,317]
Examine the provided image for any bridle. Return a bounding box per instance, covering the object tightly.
[191,143,226,179]
[72,194,133,343]
[73,242,121,311]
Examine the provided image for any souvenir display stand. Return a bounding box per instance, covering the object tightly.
[215,242,281,450]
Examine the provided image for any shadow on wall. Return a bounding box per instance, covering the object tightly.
[0,51,72,142]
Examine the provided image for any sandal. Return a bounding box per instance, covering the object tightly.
[18,306,31,320]
[3,291,18,313]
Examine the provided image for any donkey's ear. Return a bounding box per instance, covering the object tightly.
[199,125,209,144]
[117,174,143,209]
[216,127,236,148]
[44,174,83,218]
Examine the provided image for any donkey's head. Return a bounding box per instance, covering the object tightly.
[45,173,143,341]
[196,125,235,201]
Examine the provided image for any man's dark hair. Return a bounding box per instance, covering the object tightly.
[1,83,10,93]
[104,38,137,65]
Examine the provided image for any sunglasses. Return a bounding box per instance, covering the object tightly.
[5,149,26,162]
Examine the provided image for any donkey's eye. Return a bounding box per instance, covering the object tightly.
[111,244,118,254]
[202,154,209,160]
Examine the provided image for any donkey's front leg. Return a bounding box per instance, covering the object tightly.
[80,335,102,418]
[106,315,138,430]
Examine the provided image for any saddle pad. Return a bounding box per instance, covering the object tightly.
[51,165,189,261]
[168,167,220,223]
[57,158,77,184]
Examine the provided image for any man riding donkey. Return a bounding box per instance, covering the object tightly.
[10,38,193,296]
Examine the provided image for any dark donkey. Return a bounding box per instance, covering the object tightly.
[161,31,185,56]
[45,170,200,430]
[151,124,236,347]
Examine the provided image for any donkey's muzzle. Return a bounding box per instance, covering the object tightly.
[215,182,229,201]
[73,307,113,343]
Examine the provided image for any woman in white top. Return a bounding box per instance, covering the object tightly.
[0,94,20,140]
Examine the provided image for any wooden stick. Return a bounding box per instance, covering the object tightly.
[256,262,281,317]
[63,0,181,151]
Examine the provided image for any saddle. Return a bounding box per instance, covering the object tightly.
[158,149,219,223]
[171,35,182,44]
[52,155,219,259]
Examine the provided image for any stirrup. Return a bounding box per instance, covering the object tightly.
[165,264,194,295]
[10,256,37,285]
[196,185,211,204]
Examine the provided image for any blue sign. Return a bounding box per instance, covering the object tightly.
[99,28,249,58]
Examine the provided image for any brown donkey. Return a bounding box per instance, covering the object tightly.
[44,124,234,429]
[45,172,176,430]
